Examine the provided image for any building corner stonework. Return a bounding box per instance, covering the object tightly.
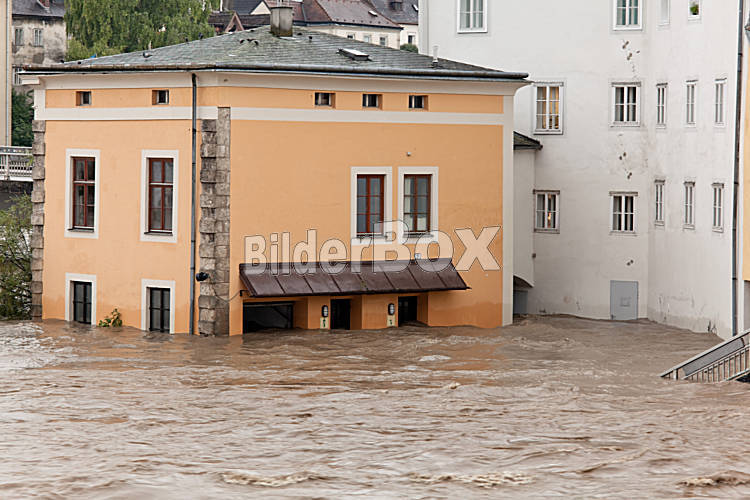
[30,119,45,319]
[198,107,231,336]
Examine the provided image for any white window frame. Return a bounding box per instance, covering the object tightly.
[714,79,726,126]
[141,279,176,333]
[534,83,564,134]
[534,190,560,233]
[398,166,439,244]
[379,35,388,46]
[686,81,697,126]
[613,0,642,30]
[65,149,101,239]
[656,83,667,127]
[688,0,701,20]
[65,273,97,325]
[363,34,372,44]
[654,180,665,225]
[33,28,43,47]
[659,0,670,25]
[350,166,393,246]
[610,192,637,234]
[12,66,22,86]
[611,83,641,126]
[457,0,487,33]
[684,181,695,228]
[712,183,724,231]
[141,150,179,243]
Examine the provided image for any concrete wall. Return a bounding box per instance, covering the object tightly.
[421,0,738,337]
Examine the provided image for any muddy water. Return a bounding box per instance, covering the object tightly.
[1,316,750,498]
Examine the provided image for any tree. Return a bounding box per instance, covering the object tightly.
[65,0,219,61]
[0,195,32,319]
[11,90,33,147]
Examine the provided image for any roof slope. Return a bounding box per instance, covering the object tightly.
[309,0,401,28]
[368,0,418,25]
[230,0,266,14]
[25,27,528,82]
[13,0,65,19]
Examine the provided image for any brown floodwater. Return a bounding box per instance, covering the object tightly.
[1,315,750,498]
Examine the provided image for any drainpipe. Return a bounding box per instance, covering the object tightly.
[189,73,197,335]
[732,0,745,336]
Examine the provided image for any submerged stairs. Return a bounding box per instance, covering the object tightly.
[661,330,750,382]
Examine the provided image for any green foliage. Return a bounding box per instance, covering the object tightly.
[400,43,418,53]
[690,3,700,15]
[65,0,219,61]
[0,196,32,320]
[98,308,123,327]
[11,91,33,148]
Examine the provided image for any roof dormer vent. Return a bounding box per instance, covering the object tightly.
[339,48,370,61]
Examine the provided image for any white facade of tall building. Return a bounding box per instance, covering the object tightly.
[420,0,741,338]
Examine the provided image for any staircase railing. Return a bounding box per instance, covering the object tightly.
[0,147,33,181]
[661,329,750,382]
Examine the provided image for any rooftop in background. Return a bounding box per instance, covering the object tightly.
[368,0,418,25]
[13,0,65,19]
[23,27,528,82]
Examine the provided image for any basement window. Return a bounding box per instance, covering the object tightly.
[76,91,92,106]
[409,95,427,110]
[315,92,335,107]
[362,94,382,109]
[152,89,169,105]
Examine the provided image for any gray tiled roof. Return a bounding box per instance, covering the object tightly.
[368,0,418,25]
[513,132,543,151]
[25,27,528,82]
[13,0,65,19]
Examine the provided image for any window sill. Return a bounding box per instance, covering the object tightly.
[145,231,173,236]
[611,122,641,128]
[683,224,696,230]
[457,28,488,34]
[610,230,637,236]
[534,228,560,234]
[534,129,563,135]
[613,25,643,31]
[352,235,390,246]
[68,227,94,232]
[654,221,665,227]
[713,227,724,233]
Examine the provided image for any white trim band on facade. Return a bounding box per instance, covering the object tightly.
[37,106,507,125]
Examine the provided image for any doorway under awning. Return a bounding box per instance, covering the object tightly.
[239,259,469,298]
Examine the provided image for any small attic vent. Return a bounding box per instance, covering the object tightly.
[368,9,378,16]
[339,48,370,61]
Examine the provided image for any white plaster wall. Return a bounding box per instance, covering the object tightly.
[398,23,418,48]
[309,25,402,49]
[514,150,535,287]
[421,0,737,338]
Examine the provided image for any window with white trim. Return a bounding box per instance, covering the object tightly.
[351,167,392,244]
[715,79,726,126]
[458,0,486,32]
[612,84,640,124]
[684,181,695,227]
[363,34,372,43]
[12,67,22,86]
[398,167,438,242]
[689,0,700,18]
[535,191,559,232]
[612,193,636,233]
[141,150,178,243]
[379,36,388,46]
[33,28,43,47]
[712,184,723,231]
[614,0,641,29]
[656,84,667,126]
[659,0,670,24]
[535,84,563,133]
[655,180,665,224]
[686,81,697,125]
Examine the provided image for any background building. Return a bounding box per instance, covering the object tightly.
[1,0,11,145]
[421,0,741,338]
[12,0,66,93]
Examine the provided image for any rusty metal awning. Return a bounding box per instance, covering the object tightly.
[239,259,469,298]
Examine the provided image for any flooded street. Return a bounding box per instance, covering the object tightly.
[1,316,750,498]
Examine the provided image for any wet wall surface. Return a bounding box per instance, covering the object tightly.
[1,316,749,498]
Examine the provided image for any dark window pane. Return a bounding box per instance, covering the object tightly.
[75,160,85,180]
[87,160,95,181]
[151,160,162,182]
[357,177,366,195]
[151,187,162,208]
[164,161,173,183]
[86,206,94,227]
[150,209,162,230]
[164,188,173,208]
[164,209,172,231]
[86,186,95,205]
[370,177,381,195]
[357,214,367,234]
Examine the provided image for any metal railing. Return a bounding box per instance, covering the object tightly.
[661,329,750,382]
[0,147,33,181]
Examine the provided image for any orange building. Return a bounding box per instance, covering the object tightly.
[24,10,527,335]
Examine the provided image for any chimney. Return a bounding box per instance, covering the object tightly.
[270,4,294,37]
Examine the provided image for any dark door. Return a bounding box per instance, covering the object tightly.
[148,287,171,332]
[72,281,92,324]
[330,299,351,330]
[398,296,418,326]
[243,302,294,333]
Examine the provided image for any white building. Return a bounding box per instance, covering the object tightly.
[420,0,741,338]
